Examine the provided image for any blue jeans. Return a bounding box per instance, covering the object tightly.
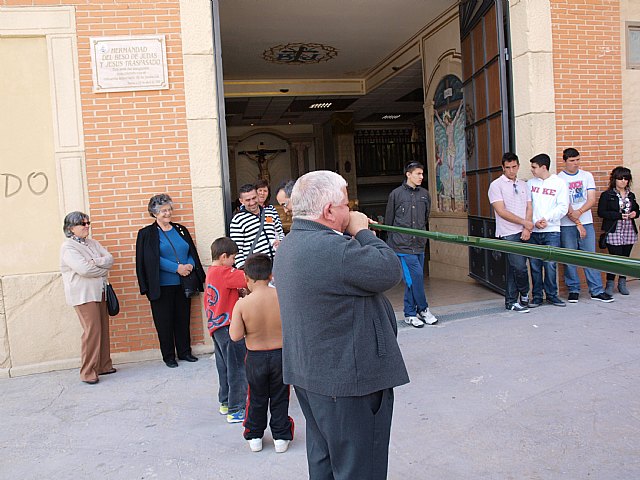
[500,233,530,306]
[528,231,561,300]
[213,326,248,413]
[398,253,428,317]
[560,224,604,295]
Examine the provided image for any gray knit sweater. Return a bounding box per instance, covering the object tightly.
[273,219,410,397]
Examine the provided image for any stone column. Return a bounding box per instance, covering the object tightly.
[509,0,556,173]
[331,112,358,201]
[291,142,311,177]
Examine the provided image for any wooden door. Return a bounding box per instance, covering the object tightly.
[460,0,512,292]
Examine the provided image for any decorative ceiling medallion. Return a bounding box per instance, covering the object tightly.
[263,43,338,65]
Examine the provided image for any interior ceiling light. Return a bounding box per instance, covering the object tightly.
[382,114,402,120]
[309,102,333,109]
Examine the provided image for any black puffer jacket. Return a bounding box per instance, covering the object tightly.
[384,182,431,254]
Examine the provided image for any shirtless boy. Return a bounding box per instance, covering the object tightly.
[230,253,294,453]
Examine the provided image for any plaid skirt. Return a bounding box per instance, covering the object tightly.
[607,219,638,246]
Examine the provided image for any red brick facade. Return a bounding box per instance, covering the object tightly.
[551,0,623,191]
[1,0,206,353]
[551,0,623,286]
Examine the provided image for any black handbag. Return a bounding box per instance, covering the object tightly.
[599,222,616,250]
[598,233,608,250]
[180,271,201,298]
[105,282,120,316]
[160,227,201,298]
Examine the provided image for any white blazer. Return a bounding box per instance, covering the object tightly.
[60,238,114,306]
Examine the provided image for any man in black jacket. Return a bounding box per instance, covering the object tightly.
[385,161,437,328]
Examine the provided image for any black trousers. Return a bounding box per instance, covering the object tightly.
[294,386,394,480]
[605,243,634,280]
[149,285,192,362]
[244,349,294,441]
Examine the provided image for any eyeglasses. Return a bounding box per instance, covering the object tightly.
[280,201,289,208]
[513,183,519,195]
[77,221,91,226]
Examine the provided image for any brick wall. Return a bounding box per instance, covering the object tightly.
[551,0,623,287]
[2,0,206,353]
[550,0,623,194]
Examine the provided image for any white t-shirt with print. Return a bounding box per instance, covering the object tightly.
[527,174,569,233]
[557,169,595,226]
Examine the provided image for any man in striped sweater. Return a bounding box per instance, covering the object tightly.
[230,184,282,268]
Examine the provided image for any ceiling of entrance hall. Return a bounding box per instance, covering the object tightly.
[219,0,455,127]
[219,0,452,80]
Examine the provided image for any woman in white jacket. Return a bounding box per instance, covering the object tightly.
[60,211,115,384]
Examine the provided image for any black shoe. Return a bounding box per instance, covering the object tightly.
[506,303,530,313]
[520,295,529,307]
[591,292,614,303]
[528,298,543,308]
[179,354,199,362]
[165,359,179,368]
[567,292,579,303]
[546,296,566,307]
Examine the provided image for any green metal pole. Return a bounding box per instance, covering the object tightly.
[370,223,640,278]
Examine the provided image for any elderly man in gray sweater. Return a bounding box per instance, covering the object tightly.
[274,170,409,480]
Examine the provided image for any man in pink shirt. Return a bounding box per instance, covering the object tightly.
[488,153,533,313]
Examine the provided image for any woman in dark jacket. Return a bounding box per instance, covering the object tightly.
[597,167,639,296]
[136,194,205,367]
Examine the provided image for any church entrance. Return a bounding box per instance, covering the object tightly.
[214,0,513,291]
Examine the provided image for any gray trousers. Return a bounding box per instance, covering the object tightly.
[294,386,395,480]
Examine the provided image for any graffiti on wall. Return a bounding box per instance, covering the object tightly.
[1,172,49,197]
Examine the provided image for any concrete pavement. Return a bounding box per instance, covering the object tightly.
[1,280,639,479]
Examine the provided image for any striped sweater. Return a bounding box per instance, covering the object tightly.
[229,206,283,268]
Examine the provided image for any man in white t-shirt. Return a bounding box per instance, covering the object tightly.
[527,153,569,308]
[558,148,613,303]
[488,152,533,313]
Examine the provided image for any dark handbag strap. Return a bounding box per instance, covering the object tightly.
[158,226,183,264]
[604,222,616,235]
[248,208,266,257]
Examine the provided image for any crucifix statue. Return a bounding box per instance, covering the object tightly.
[238,142,287,186]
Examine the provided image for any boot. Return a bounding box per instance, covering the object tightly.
[618,277,630,295]
[605,280,615,296]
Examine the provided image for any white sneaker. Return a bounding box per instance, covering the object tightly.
[248,438,263,452]
[274,439,290,453]
[404,316,424,328]
[418,309,438,325]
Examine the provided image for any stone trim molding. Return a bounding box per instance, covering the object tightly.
[1,6,88,215]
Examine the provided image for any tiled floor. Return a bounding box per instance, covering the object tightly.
[385,276,502,311]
